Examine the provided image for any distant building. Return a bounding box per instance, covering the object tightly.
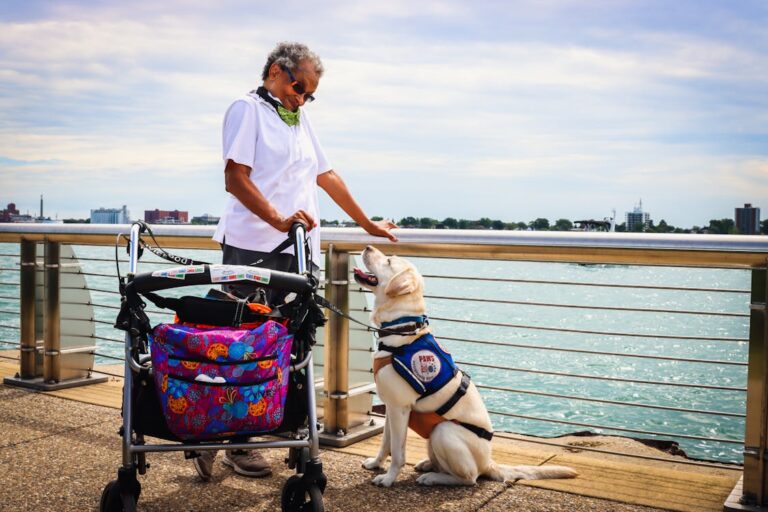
[572,219,612,232]
[145,209,188,224]
[626,200,650,231]
[91,205,130,224]
[0,203,19,223]
[735,203,761,235]
[190,213,220,225]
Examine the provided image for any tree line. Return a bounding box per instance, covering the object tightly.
[320,216,768,235]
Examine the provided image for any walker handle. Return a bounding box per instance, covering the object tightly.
[290,222,309,275]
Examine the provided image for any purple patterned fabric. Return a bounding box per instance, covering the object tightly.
[150,321,293,441]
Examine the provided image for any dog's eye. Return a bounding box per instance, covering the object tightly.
[386,258,392,265]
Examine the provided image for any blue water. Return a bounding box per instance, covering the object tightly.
[0,243,750,463]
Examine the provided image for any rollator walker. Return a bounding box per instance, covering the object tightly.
[100,222,327,511]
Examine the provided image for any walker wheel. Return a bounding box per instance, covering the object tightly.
[281,475,324,512]
[100,479,141,512]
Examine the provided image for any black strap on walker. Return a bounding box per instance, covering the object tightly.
[123,221,210,266]
[124,221,301,271]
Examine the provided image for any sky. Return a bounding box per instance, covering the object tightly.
[1,0,766,228]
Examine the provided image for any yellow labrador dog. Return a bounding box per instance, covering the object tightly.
[355,246,577,487]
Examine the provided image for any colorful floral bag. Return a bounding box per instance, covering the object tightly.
[150,320,293,441]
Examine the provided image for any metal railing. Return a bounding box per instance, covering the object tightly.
[1,224,767,506]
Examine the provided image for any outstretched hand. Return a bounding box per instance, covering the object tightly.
[366,219,399,242]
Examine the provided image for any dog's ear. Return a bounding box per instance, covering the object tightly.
[384,268,418,297]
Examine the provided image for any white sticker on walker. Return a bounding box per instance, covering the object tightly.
[151,265,206,280]
[209,265,271,285]
[410,350,441,383]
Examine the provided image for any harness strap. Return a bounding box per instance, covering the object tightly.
[435,373,470,416]
[377,341,405,355]
[381,315,429,329]
[457,422,494,441]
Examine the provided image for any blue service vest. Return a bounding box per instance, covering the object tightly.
[387,333,458,397]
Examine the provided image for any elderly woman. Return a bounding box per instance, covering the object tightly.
[195,42,397,480]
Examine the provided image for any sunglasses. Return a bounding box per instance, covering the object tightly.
[284,67,315,103]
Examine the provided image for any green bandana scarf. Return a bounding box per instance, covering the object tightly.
[255,87,300,126]
[276,104,300,126]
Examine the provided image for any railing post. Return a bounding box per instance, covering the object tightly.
[5,240,106,391]
[732,264,768,509]
[43,240,61,384]
[19,240,38,378]
[323,243,350,436]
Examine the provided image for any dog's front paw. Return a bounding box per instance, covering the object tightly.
[362,457,385,471]
[414,458,433,472]
[372,473,396,487]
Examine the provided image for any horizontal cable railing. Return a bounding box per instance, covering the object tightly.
[350,326,746,365]
[486,408,742,444]
[418,273,751,294]
[476,381,743,417]
[430,314,746,342]
[424,294,747,318]
[352,304,749,342]
[456,359,746,391]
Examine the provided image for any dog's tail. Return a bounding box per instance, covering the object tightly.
[485,462,578,482]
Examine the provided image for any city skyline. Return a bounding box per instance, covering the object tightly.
[1,196,761,232]
[1,1,767,227]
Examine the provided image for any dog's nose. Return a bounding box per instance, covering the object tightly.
[364,245,373,252]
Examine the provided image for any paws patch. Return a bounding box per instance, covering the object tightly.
[410,350,441,383]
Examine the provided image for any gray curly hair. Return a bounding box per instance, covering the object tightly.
[261,42,324,80]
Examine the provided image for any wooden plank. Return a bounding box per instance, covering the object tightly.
[46,384,123,409]
[0,358,19,378]
[520,452,740,512]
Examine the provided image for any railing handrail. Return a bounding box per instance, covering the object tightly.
[1,224,767,268]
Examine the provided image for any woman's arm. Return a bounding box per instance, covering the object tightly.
[225,159,316,231]
[317,169,398,242]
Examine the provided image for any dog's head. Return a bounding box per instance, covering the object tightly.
[353,246,426,326]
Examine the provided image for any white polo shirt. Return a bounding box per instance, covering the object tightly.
[213,91,331,266]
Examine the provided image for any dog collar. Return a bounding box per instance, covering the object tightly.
[380,315,429,330]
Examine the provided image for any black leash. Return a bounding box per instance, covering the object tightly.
[312,294,426,338]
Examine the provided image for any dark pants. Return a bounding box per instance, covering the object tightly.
[221,243,319,306]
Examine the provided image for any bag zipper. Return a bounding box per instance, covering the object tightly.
[168,353,277,365]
